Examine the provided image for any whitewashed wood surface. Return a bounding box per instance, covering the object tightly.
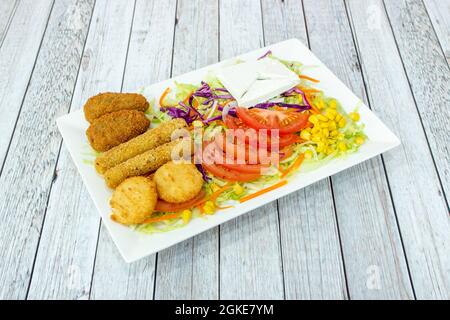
[0,0,449,300]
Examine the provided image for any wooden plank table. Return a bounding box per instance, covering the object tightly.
[0,0,448,300]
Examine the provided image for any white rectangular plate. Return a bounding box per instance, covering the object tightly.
[57,39,400,263]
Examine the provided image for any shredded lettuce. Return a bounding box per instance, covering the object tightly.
[163,81,198,106]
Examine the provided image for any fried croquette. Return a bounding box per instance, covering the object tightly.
[110,177,157,225]
[104,138,193,189]
[86,110,150,152]
[95,118,187,174]
[154,162,203,203]
[84,92,149,123]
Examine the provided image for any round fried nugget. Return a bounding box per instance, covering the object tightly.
[154,161,203,203]
[84,92,149,123]
[86,110,150,152]
[110,177,157,225]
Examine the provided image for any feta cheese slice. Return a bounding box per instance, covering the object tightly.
[217,58,300,106]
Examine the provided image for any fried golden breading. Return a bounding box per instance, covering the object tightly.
[110,177,157,225]
[154,161,203,203]
[86,110,150,152]
[104,138,193,189]
[95,118,187,174]
[84,92,149,123]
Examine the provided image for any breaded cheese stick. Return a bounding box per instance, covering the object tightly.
[95,118,187,174]
[104,138,193,189]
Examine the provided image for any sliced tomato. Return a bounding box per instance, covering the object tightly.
[155,190,206,213]
[236,107,309,134]
[214,133,260,164]
[202,163,260,182]
[224,115,250,130]
[220,162,269,174]
[269,133,299,149]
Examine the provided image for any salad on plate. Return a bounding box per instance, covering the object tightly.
[132,51,367,234]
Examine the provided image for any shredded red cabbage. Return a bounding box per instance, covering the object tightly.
[280,87,313,110]
[218,105,237,117]
[281,87,303,96]
[215,88,229,93]
[253,102,311,112]
[258,50,272,60]
[191,82,235,106]
[160,101,205,124]
[195,164,211,182]
[179,101,204,120]
[203,115,222,124]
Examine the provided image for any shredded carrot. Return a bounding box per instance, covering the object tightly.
[210,183,234,204]
[239,180,288,203]
[194,183,234,214]
[142,213,180,224]
[299,74,320,83]
[159,87,171,107]
[183,91,194,105]
[216,205,234,210]
[299,86,320,93]
[309,105,320,114]
[280,153,305,179]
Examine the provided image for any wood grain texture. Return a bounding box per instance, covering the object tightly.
[278,183,348,299]
[91,0,178,300]
[0,0,17,47]
[423,0,450,64]
[384,0,450,205]
[347,0,450,299]
[261,0,348,300]
[154,0,219,300]
[0,0,93,300]
[27,0,134,300]
[0,0,53,171]
[303,0,413,299]
[218,0,284,299]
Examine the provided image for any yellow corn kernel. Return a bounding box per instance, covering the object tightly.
[181,210,192,223]
[322,128,330,138]
[311,126,321,134]
[211,184,220,192]
[337,133,345,140]
[355,136,365,145]
[326,146,335,155]
[320,121,329,128]
[309,115,318,124]
[328,121,337,130]
[329,100,337,109]
[335,114,342,122]
[233,184,244,195]
[317,114,328,122]
[338,118,346,128]
[203,202,216,215]
[300,130,311,141]
[304,149,314,159]
[349,112,360,122]
[325,109,336,120]
[312,135,321,142]
[316,141,325,153]
[338,142,347,151]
